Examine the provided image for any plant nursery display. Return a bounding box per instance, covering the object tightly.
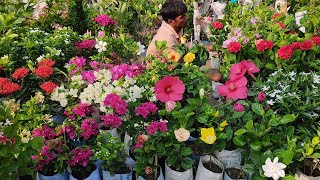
[0,0,320,180]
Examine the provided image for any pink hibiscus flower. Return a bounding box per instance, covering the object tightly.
[242,60,260,77]
[154,76,185,103]
[229,62,246,80]
[217,77,248,101]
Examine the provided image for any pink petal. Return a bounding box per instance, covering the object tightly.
[217,85,228,96]
[234,77,248,87]
[235,87,248,99]
[168,92,183,101]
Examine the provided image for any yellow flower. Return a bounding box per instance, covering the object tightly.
[167,49,181,62]
[183,52,195,63]
[220,120,228,128]
[200,127,216,144]
[213,111,219,117]
[180,36,186,44]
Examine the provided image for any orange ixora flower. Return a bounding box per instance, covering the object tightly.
[167,49,181,62]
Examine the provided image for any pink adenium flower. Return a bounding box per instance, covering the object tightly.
[217,77,248,101]
[154,76,185,103]
[234,102,245,112]
[257,92,266,102]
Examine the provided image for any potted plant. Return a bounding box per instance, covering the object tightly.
[68,146,100,180]
[93,131,132,180]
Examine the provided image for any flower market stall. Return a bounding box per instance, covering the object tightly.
[0,0,319,180]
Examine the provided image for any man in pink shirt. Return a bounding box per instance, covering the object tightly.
[146,0,188,57]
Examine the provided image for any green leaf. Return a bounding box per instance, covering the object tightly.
[232,111,245,119]
[306,153,320,158]
[251,103,265,116]
[246,120,253,129]
[167,154,178,166]
[265,63,277,70]
[181,147,193,156]
[250,141,262,151]
[242,164,255,173]
[269,117,281,127]
[29,137,44,149]
[279,114,296,124]
[274,149,294,165]
[181,157,193,170]
[234,129,247,135]
[282,175,295,180]
[233,135,246,146]
[197,116,207,123]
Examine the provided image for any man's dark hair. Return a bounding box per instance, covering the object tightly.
[160,0,187,22]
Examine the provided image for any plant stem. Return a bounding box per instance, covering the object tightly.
[154,154,158,180]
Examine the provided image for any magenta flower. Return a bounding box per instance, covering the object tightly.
[94,14,116,26]
[100,113,123,128]
[103,93,127,115]
[135,102,158,118]
[68,147,93,168]
[146,121,168,135]
[81,119,99,140]
[72,103,94,117]
[217,77,248,101]
[89,61,99,68]
[234,102,245,112]
[81,70,96,84]
[155,76,185,103]
[257,92,266,102]
[69,56,86,68]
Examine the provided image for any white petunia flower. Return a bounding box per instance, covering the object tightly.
[95,41,107,52]
[4,119,13,126]
[267,99,275,105]
[313,75,320,84]
[136,42,146,56]
[262,157,286,180]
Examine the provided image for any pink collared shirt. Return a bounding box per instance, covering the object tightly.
[146,21,183,57]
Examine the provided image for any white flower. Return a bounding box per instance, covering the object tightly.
[4,119,13,126]
[95,41,107,52]
[262,85,270,91]
[267,99,275,105]
[289,71,296,77]
[174,128,190,142]
[55,49,62,56]
[136,42,145,55]
[36,55,45,62]
[68,89,78,97]
[313,75,320,84]
[262,157,286,180]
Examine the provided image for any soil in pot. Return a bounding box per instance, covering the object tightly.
[114,166,131,174]
[203,161,223,173]
[142,166,161,180]
[300,166,320,177]
[225,168,244,179]
[71,163,96,180]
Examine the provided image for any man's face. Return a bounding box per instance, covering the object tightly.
[173,13,188,29]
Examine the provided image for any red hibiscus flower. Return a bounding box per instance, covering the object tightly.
[310,36,320,45]
[277,45,294,60]
[37,59,55,67]
[154,76,185,103]
[227,42,241,53]
[34,66,53,78]
[12,67,29,80]
[217,77,248,101]
[212,21,223,29]
[0,77,21,95]
[272,13,281,20]
[40,81,58,94]
[300,40,313,51]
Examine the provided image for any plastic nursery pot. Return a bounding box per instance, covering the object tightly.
[295,168,320,180]
[165,162,193,180]
[195,155,224,180]
[137,166,164,180]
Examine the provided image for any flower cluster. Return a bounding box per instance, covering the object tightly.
[68,147,93,168]
[277,36,320,60]
[135,102,158,118]
[218,60,259,100]
[100,113,122,128]
[40,81,58,94]
[0,77,21,95]
[256,40,274,52]
[74,39,96,50]
[103,93,127,115]
[134,134,149,149]
[12,68,29,80]
[94,14,116,27]
[81,119,99,140]
[72,103,94,117]
[211,21,223,29]
[109,63,144,80]
[222,27,249,50]
[34,59,55,78]
[32,125,56,140]
[146,121,168,135]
